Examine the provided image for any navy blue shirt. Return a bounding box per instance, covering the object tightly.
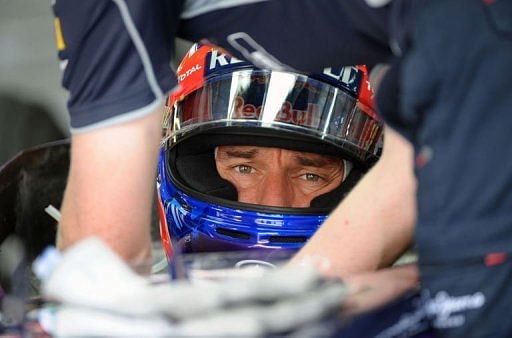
[382,0,512,264]
[52,0,392,132]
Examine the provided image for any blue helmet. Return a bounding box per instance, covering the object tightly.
[157,44,382,267]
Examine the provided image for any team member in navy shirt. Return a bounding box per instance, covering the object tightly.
[296,0,512,336]
[52,0,392,263]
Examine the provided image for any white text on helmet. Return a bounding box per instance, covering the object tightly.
[323,66,358,85]
[254,218,285,226]
[178,64,202,82]
[209,50,245,69]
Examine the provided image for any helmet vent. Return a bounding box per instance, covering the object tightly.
[268,236,307,243]
[215,227,251,240]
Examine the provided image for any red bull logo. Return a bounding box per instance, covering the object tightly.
[232,96,317,126]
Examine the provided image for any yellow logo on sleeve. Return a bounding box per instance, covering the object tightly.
[53,17,66,51]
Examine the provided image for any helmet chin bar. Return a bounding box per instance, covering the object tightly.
[158,148,328,273]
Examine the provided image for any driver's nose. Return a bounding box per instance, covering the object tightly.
[256,173,294,208]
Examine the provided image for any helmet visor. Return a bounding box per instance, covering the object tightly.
[164,69,381,162]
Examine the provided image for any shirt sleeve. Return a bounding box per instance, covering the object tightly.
[373,58,414,142]
[52,0,183,133]
[178,0,393,72]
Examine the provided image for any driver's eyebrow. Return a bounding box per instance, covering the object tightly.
[224,148,260,159]
[294,155,338,168]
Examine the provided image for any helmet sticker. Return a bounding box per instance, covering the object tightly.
[204,49,251,78]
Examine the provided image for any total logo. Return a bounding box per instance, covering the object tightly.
[177,63,202,82]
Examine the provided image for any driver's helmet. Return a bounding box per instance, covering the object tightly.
[157,43,382,264]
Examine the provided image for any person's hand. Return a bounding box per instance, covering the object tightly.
[35,239,347,337]
[342,264,419,315]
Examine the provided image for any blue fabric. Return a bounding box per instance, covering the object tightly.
[421,258,512,337]
[379,2,512,334]
[180,0,392,72]
[393,0,512,263]
[52,0,393,129]
[53,0,182,129]
[377,2,512,335]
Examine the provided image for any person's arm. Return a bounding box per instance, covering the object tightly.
[291,126,416,277]
[50,1,178,262]
[342,263,419,315]
[57,106,163,263]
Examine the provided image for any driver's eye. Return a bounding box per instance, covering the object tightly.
[304,173,321,182]
[235,165,253,174]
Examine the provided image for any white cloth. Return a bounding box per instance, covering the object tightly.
[36,238,346,337]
